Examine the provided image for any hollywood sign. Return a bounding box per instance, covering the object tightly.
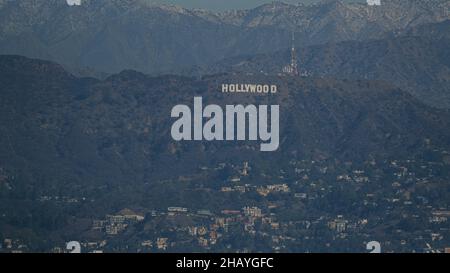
[170,84,280,152]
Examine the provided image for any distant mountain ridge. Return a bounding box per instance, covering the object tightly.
[193,20,450,108]
[0,0,448,75]
[1,1,450,252]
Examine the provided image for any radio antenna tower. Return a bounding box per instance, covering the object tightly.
[282,31,299,76]
[290,31,299,76]
[280,10,305,77]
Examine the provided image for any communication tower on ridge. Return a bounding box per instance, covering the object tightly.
[282,32,300,76]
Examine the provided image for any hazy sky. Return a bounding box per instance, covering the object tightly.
[150,0,367,11]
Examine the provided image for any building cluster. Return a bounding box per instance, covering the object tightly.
[92,208,144,235]
[2,148,449,253]
[0,238,28,253]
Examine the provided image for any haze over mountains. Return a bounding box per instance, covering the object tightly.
[194,20,450,108]
[0,0,449,184]
[1,1,450,252]
[0,0,448,76]
[149,0,367,11]
[0,0,449,192]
